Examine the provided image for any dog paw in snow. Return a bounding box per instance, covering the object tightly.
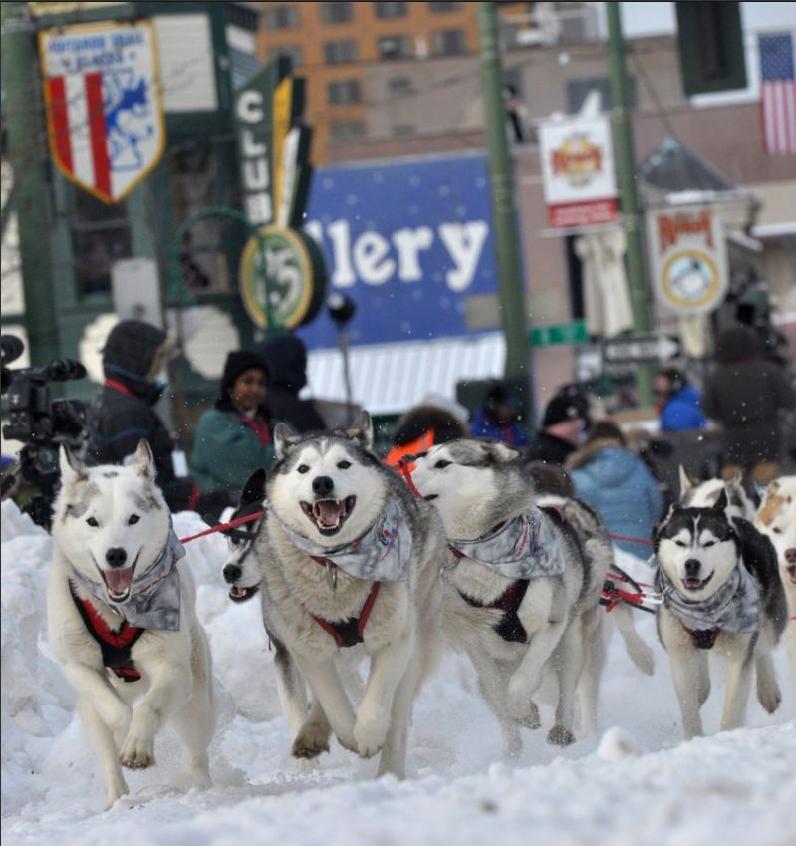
[547,725,576,746]
[292,720,331,758]
[354,713,387,758]
[119,733,156,769]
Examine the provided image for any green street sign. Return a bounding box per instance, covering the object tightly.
[529,321,588,347]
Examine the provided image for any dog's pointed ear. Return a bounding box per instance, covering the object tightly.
[762,479,780,503]
[711,488,729,513]
[728,469,743,488]
[130,439,155,479]
[490,441,522,463]
[241,468,267,506]
[346,410,373,450]
[678,465,695,496]
[273,422,300,459]
[59,445,87,486]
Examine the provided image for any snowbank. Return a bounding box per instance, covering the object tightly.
[1,500,793,845]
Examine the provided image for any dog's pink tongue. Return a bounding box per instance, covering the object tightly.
[317,500,343,526]
[104,567,134,595]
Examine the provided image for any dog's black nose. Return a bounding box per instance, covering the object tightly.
[312,475,334,497]
[684,558,701,577]
[223,563,242,584]
[105,547,128,569]
[784,548,796,564]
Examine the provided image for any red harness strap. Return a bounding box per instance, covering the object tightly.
[681,623,721,650]
[459,580,530,643]
[396,457,423,499]
[310,582,382,648]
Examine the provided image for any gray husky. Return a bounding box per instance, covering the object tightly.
[655,490,786,738]
[244,412,445,776]
[411,438,620,756]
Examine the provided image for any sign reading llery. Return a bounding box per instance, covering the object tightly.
[539,116,619,228]
[647,206,728,315]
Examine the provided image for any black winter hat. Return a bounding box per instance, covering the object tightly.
[103,319,166,379]
[219,351,270,400]
[542,393,588,428]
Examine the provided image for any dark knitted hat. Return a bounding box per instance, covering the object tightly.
[542,393,588,427]
[216,351,270,410]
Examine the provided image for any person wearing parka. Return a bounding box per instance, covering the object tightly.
[85,319,196,511]
[191,351,276,497]
[568,421,663,560]
[701,326,796,484]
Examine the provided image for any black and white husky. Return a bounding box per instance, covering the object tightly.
[678,466,758,521]
[237,412,445,776]
[48,441,215,809]
[655,491,786,738]
[411,438,635,756]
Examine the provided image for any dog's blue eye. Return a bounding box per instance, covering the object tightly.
[86,517,99,527]
[435,460,451,469]
[337,460,351,469]
[297,464,310,474]
[128,514,139,525]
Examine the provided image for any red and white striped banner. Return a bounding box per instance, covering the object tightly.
[39,22,165,204]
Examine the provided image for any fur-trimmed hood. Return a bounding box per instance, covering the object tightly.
[567,437,624,471]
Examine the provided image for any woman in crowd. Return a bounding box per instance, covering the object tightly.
[191,351,275,500]
[567,420,663,560]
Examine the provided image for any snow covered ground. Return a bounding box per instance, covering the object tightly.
[2,501,794,846]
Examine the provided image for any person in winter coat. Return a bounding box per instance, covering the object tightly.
[469,384,529,445]
[654,368,706,432]
[568,420,663,559]
[191,351,276,497]
[385,394,468,467]
[256,333,325,433]
[701,326,796,485]
[85,319,196,511]
[524,391,590,466]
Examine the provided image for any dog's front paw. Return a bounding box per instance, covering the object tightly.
[757,680,782,714]
[516,702,541,730]
[119,732,155,769]
[507,678,540,726]
[353,713,387,759]
[292,720,331,759]
[547,724,576,746]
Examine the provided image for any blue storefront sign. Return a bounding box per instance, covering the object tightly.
[299,151,497,350]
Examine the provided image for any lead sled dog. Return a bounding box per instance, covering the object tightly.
[48,441,215,809]
[238,412,445,776]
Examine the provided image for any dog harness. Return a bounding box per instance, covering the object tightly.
[459,580,530,643]
[69,584,144,682]
[307,579,382,648]
[656,563,761,650]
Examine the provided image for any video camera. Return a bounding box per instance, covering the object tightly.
[1,335,88,528]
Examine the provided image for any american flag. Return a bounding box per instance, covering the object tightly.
[758,32,796,155]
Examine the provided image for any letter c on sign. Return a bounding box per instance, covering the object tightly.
[237,91,264,124]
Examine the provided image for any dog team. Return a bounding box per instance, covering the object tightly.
[46,415,796,809]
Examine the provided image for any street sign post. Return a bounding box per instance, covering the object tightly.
[529,320,588,347]
[602,335,681,365]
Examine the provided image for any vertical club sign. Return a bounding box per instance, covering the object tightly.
[236,57,326,331]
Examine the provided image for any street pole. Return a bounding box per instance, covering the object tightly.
[477,2,534,424]
[1,1,60,367]
[606,1,654,407]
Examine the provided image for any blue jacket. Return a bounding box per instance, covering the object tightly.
[569,444,663,559]
[469,408,530,445]
[660,385,706,432]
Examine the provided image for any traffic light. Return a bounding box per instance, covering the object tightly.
[675,1,747,97]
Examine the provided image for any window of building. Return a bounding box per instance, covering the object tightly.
[264,5,298,30]
[429,1,462,12]
[320,2,353,24]
[375,1,407,19]
[431,29,467,56]
[330,120,366,140]
[566,75,637,113]
[388,76,413,95]
[378,35,412,60]
[70,192,132,296]
[324,39,358,64]
[272,44,304,68]
[328,79,362,105]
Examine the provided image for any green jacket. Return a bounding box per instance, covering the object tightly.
[191,408,275,495]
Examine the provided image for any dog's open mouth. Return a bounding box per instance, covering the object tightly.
[229,584,259,603]
[787,564,796,585]
[102,567,134,603]
[300,496,357,535]
[682,572,714,592]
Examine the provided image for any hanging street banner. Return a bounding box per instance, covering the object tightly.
[539,115,619,229]
[38,21,165,204]
[647,206,728,315]
[236,57,325,330]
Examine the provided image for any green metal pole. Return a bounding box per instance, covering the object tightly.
[1,1,60,366]
[477,2,534,422]
[606,1,654,407]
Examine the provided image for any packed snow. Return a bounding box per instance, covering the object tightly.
[2,500,794,845]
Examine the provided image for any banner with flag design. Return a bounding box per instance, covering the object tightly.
[758,31,796,155]
[38,21,165,204]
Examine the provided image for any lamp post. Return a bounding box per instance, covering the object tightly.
[327,292,357,425]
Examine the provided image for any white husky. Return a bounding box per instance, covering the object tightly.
[48,441,215,809]
[250,412,445,776]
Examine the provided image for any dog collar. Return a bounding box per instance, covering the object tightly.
[277,496,412,582]
[656,562,760,637]
[448,506,566,580]
[69,523,184,631]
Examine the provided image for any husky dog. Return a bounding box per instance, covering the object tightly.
[48,441,215,809]
[655,491,786,738]
[410,438,617,755]
[755,476,796,684]
[248,412,445,776]
[679,466,758,521]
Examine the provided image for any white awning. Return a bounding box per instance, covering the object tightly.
[305,333,505,416]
